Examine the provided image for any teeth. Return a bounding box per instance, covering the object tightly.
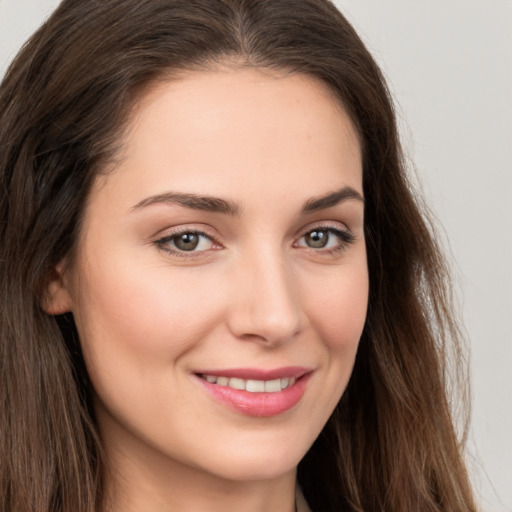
[264,379,281,392]
[228,377,245,390]
[201,374,298,393]
[246,379,265,392]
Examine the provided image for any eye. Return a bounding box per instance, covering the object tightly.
[296,226,354,251]
[155,230,217,255]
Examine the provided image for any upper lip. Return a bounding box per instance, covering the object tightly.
[193,366,311,380]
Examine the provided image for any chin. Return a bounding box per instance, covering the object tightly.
[198,438,308,482]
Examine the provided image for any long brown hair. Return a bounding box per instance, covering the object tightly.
[0,1,476,510]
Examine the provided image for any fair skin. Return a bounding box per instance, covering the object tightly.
[46,68,368,512]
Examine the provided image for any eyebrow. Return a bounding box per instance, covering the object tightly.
[131,192,241,215]
[302,186,364,213]
[130,186,364,216]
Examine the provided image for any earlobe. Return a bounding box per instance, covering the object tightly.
[42,262,73,315]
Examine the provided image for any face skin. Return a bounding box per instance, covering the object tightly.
[46,68,368,512]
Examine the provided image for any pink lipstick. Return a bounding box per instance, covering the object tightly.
[193,366,312,417]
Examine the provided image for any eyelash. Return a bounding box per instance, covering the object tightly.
[294,225,356,255]
[154,224,355,258]
[154,228,219,258]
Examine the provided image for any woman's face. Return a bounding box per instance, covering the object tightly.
[51,69,368,485]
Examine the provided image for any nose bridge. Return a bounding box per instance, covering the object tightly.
[228,243,302,345]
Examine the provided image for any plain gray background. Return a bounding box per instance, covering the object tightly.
[1,1,511,511]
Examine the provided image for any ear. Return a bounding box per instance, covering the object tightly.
[42,261,73,315]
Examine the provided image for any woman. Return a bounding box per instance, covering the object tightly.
[0,0,477,511]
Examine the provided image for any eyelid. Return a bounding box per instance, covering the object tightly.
[153,225,223,257]
[294,220,351,239]
[153,223,219,241]
[152,221,355,260]
[294,222,356,251]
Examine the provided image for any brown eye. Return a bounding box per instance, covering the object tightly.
[304,230,329,248]
[156,230,216,254]
[174,232,200,251]
[296,226,355,252]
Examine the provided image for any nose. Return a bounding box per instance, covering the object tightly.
[226,248,304,346]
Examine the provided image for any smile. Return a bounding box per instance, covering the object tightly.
[199,374,296,393]
[194,367,312,417]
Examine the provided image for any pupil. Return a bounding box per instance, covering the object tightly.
[175,233,199,251]
[306,230,328,248]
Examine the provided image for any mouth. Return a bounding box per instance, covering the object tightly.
[193,367,312,417]
[198,374,297,393]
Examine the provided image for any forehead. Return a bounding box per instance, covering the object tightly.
[93,68,363,212]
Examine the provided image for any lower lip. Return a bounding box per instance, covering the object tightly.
[195,373,311,417]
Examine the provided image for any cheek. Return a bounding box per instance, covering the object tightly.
[309,262,369,352]
[70,253,225,399]
[292,260,368,436]
[77,258,217,347]
[307,260,368,395]
[70,257,225,438]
